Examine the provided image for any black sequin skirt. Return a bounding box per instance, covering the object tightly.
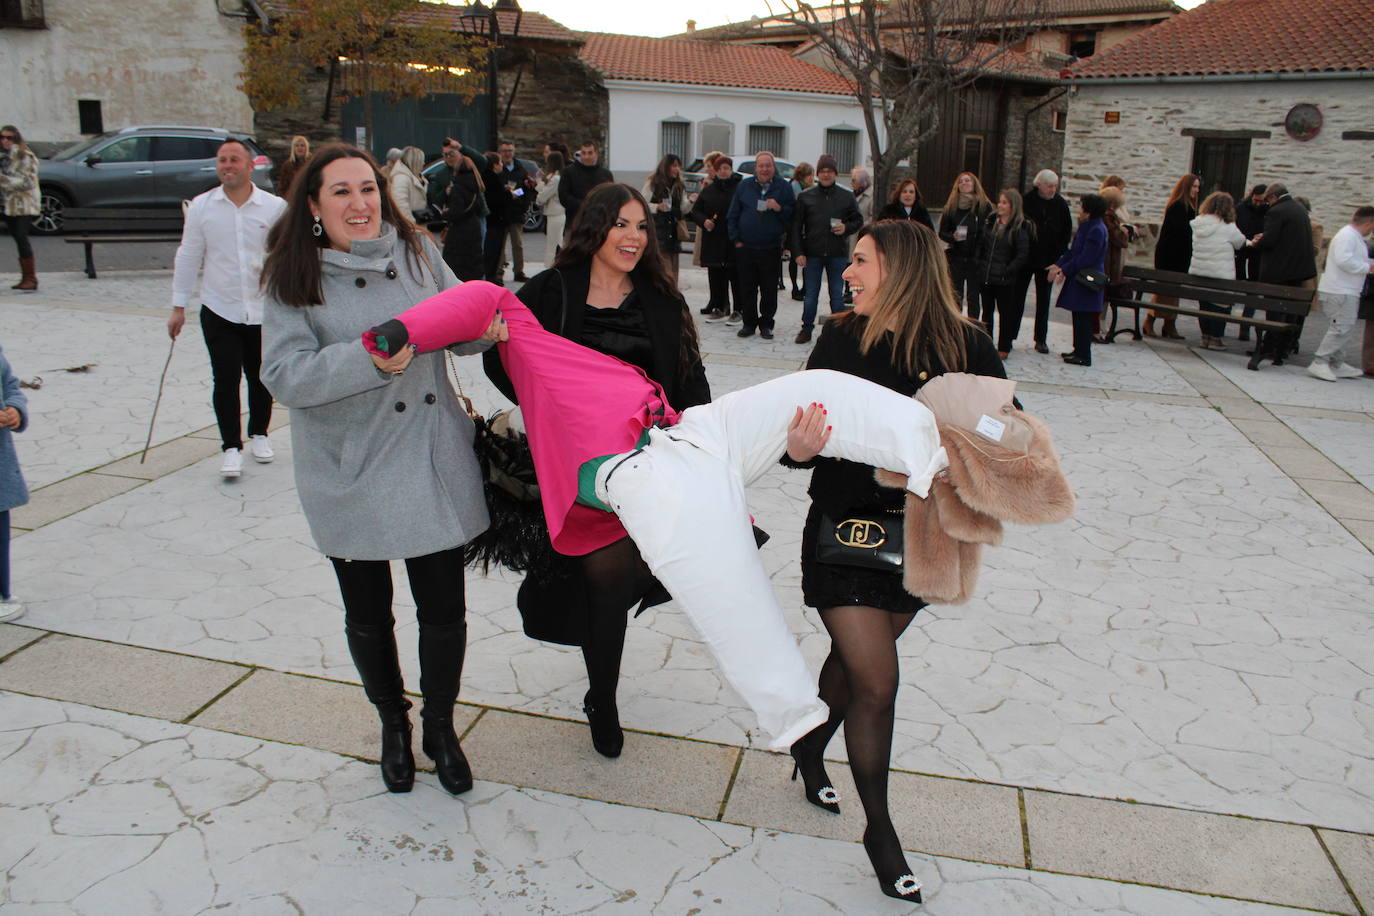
[800,504,928,615]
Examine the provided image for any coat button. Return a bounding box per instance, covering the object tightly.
[394,401,406,412]
[355,277,367,288]
[386,267,398,279]
[424,393,436,404]
[918,371,928,381]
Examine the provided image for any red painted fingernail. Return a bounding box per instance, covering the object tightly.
[827,425,832,431]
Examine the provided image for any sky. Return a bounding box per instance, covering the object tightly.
[453,0,1207,39]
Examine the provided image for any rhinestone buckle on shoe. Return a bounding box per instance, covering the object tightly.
[894,874,922,896]
[817,787,840,804]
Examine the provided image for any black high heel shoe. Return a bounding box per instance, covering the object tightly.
[863,827,923,903]
[583,692,624,758]
[789,735,841,814]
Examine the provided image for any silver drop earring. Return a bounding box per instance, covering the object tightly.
[311,217,323,238]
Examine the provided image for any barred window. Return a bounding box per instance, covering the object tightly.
[824,129,860,173]
[660,120,690,161]
[699,118,732,157]
[747,124,785,158]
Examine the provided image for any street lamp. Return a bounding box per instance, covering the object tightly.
[458,0,522,149]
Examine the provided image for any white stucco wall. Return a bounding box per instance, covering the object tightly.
[603,80,881,187]
[1061,79,1374,239]
[2,0,254,149]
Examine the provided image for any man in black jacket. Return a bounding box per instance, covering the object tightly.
[557,140,613,238]
[790,154,863,343]
[1233,184,1269,339]
[1250,182,1316,361]
[1021,169,1073,353]
[496,140,535,282]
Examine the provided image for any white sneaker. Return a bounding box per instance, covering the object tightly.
[1332,362,1364,379]
[249,434,275,463]
[0,597,24,623]
[1307,361,1338,382]
[220,447,243,478]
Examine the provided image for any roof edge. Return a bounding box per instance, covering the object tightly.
[1072,69,1374,85]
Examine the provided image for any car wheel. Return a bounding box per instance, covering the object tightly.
[523,209,545,233]
[32,187,69,235]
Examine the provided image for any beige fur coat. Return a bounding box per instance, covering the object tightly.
[874,411,1074,604]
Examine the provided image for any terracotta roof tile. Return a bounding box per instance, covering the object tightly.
[578,32,856,95]
[1072,0,1374,78]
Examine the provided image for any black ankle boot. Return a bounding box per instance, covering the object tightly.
[582,690,624,758]
[345,621,415,792]
[419,620,473,795]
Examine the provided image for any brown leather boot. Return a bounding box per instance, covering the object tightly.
[1162,318,1185,340]
[1142,315,1157,337]
[12,257,36,291]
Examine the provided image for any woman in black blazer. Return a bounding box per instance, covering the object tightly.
[875,178,934,231]
[484,183,709,759]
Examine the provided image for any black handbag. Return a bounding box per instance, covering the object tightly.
[814,507,905,571]
[1074,267,1109,292]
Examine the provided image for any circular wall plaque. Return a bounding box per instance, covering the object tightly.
[1284,104,1323,141]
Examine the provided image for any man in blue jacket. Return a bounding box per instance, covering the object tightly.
[727,152,795,339]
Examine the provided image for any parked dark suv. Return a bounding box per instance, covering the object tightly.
[34,126,275,234]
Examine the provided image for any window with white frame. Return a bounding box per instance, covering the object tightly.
[824,128,860,173]
[747,122,786,158]
[659,119,690,162]
[699,118,733,158]
[1051,110,1068,133]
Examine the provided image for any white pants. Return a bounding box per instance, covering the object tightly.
[595,369,946,748]
[1314,292,1364,366]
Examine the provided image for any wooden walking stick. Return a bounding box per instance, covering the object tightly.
[140,337,176,464]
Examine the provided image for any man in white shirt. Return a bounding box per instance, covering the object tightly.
[168,139,287,477]
[1308,206,1374,382]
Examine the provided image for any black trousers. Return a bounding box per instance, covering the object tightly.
[707,264,741,314]
[1071,310,1095,363]
[4,216,32,260]
[736,246,781,331]
[330,547,467,628]
[980,281,1025,352]
[483,218,508,282]
[199,306,271,452]
[948,258,981,317]
[1031,266,1056,344]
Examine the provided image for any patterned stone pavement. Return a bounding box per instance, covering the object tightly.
[2,258,1372,914]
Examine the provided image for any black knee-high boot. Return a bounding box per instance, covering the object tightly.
[344,620,415,793]
[418,620,473,795]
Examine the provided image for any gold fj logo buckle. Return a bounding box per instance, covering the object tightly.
[835,519,887,549]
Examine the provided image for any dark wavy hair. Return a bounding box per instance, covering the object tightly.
[261,143,431,307]
[555,182,700,376]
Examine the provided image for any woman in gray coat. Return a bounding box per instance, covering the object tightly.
[261,144,505,796]
[0,345,29,622]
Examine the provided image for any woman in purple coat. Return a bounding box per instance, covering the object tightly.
[1048,193,1109,366]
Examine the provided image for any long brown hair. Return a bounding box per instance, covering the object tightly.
[1199,190,1236,223]
[555,183,700,377]
[993,188,1027,238]
[942,171,992,215]
[888,177,924,208]
[261,143,431,307]
[647,154,683,202]
[1,125,29,152]
[1165,173,1200,213]
[836,220,980,375]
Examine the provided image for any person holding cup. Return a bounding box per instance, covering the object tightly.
[789,154,864,344]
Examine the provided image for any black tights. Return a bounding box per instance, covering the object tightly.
[579,537,654,709]
[330,548,467,628]
[811,605,918,868]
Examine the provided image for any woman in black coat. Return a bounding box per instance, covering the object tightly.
[642,154,685,285]
[786,219,1004,903]
[442,155,485,282]
[876,178,934,231]
[484,183,709,759]
[691,156,744,319]
[977,189,1033,357]
[937,172,993,317]
[1147,173,1199,339]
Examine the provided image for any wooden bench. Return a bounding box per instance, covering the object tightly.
[62,208,184,279]
[1105,265,1316,371]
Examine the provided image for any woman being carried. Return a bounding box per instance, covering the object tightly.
[363,286,951,755]
[484,182,711,758]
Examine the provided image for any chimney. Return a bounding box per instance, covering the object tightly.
[686,19,696,32]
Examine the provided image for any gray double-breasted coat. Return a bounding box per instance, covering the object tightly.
[261,229,490,560]
[0,346,30,514]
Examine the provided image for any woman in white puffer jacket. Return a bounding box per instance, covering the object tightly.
[1188,191,1247,350]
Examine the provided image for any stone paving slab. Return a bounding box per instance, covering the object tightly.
[1023,791,1354,913]
[0,633,247,721]
[723,748,1026,867]
[1282,416,1374,491]
[98,433,224,481]
[1298,478,1374,521]
[0,624,45,659]
[461,708,739,820]
[1319,830,1374,914]
[9,471,143,530]
[188,668,481,768]
[1195,348,1374,413]
[0,690,1331,915]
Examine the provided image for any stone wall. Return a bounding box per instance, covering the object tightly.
[494,45,608,164]
[1061,79,1374,246]
[999,87,1070,195]
[251,68,342,164]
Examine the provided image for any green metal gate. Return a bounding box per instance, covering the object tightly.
[341,91,492,161]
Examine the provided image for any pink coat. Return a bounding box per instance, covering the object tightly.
[364,281,680,555]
